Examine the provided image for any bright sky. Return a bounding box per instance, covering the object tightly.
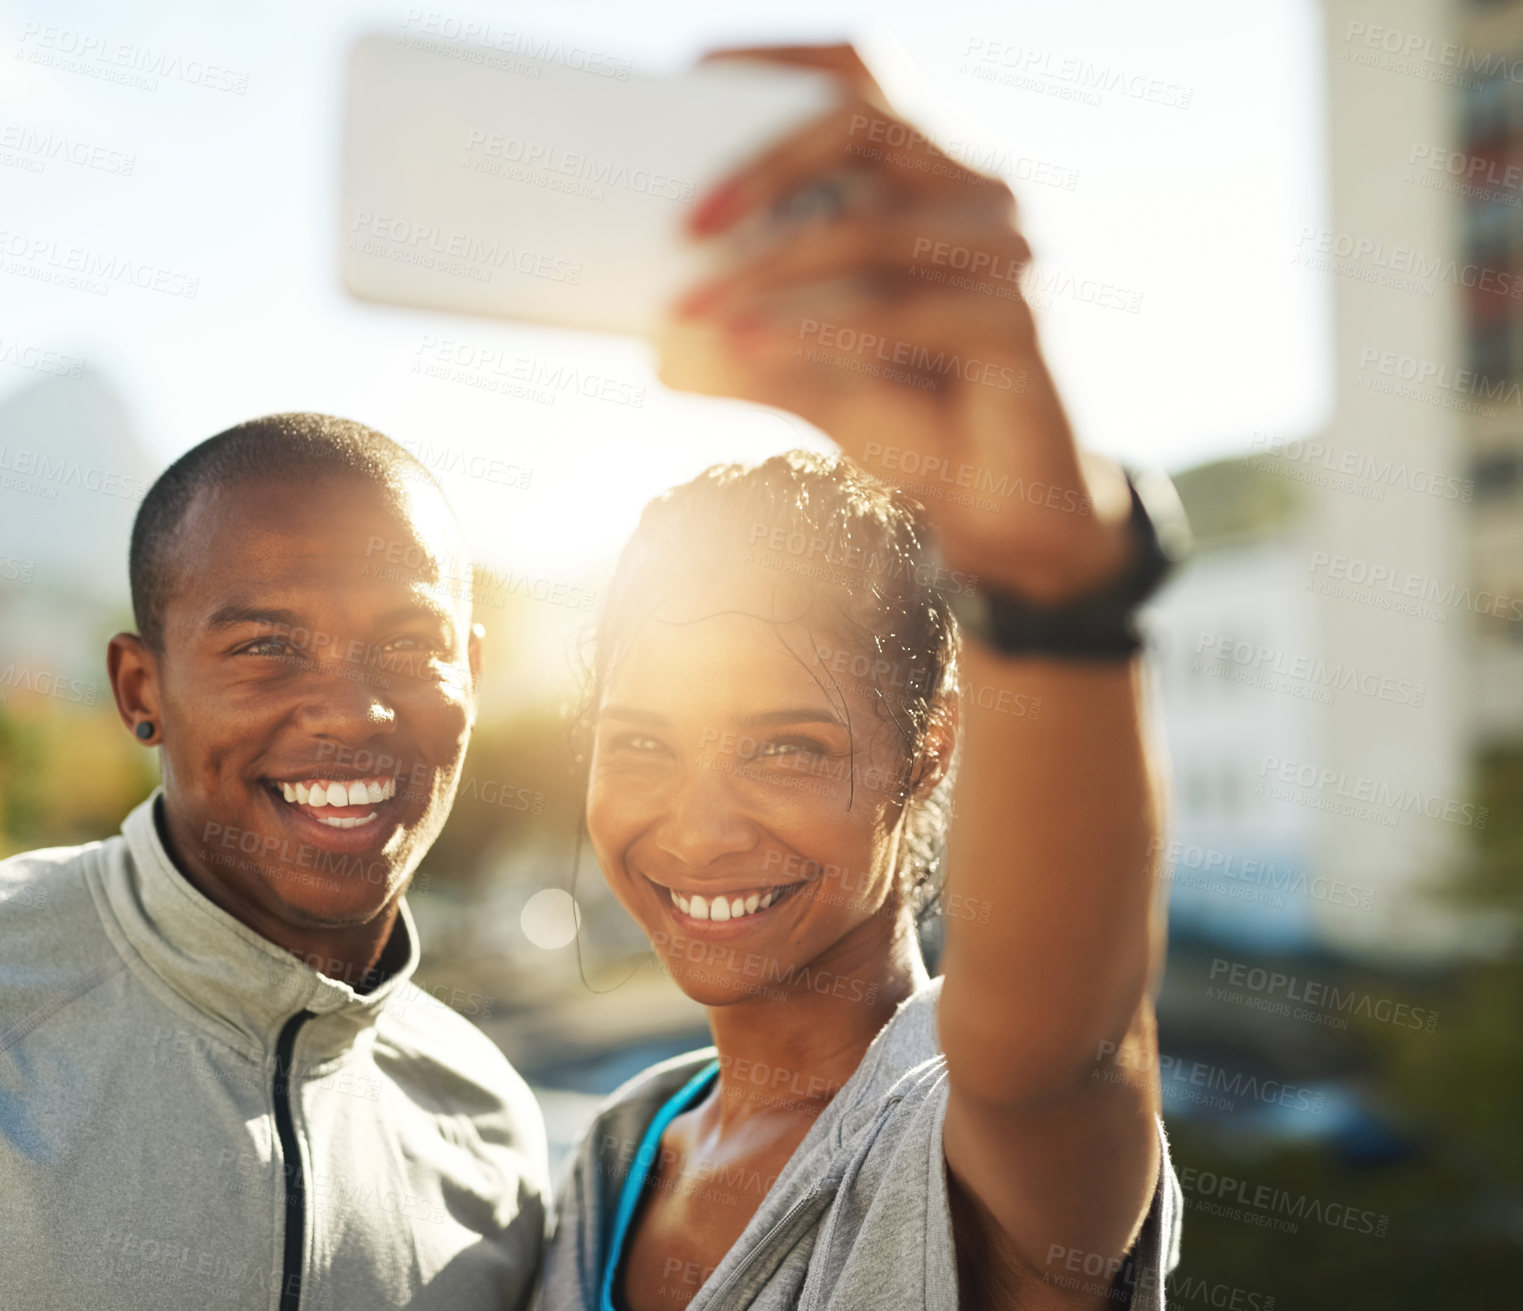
[1,0,1329,576]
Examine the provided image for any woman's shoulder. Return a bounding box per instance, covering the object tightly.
[576,1046,719,1170]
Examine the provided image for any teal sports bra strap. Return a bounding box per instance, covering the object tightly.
[599,1059,721,1311]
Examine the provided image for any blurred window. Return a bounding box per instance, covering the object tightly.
[1468,319,1514,381]
[1464,195,1514,266]
[1463,71,1510,143]
[1472,449,1521,499]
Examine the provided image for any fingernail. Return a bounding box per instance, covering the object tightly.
[690,179,744,235]
[673,281,723,318]
[723,312,765,341]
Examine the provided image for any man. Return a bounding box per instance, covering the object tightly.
[0,413,546,1310]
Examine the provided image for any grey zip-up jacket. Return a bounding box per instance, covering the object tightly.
[539,979,1182,1310]
[0,793,548,1310]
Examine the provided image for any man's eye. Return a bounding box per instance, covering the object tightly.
[242,638,295,657]
[375,636,446,673]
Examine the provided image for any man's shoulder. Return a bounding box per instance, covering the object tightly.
[0,835,124,1024]
[374,983,545,1148]
[0,834,115,935]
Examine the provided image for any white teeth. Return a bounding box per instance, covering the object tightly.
[279,777,395,810]
[667,886,789,921]
[315,812,378,829]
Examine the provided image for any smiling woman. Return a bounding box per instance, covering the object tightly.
[547,445,1181,1311]
[578,450,958,1002]
[537,40,1182,1311]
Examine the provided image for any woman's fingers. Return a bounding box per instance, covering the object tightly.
[676,213,1033,320]
[698,43,891,107]
[665,271,1036,415]
[690,100,1015,237]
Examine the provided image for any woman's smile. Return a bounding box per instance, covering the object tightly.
[644,870,813,938]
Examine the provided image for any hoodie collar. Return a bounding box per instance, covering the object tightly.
[105,791,420,1062]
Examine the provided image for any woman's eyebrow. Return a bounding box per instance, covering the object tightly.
[740,707,845,730]
[598,704,668,726]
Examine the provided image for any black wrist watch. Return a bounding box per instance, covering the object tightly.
[945,467,1192,660]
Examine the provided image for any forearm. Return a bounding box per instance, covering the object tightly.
[938,642,1165,1107]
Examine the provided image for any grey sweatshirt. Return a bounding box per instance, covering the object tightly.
[0,792,548,1311]
[539,979,1182,1310]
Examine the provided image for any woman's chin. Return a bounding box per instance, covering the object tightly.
[662,959,783,1008]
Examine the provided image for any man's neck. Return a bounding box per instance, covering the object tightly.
[153,798,404,990]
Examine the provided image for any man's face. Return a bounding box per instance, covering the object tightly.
[146,472,479,931]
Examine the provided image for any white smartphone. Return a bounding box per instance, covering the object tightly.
[339,31,840,335]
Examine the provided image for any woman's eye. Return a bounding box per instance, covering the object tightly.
[616,734,665,754]
[753,737,824,760]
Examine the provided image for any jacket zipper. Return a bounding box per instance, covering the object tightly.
[273,1010,316,1311]
[701,1183,838,1310]
[704,1094,902,1310]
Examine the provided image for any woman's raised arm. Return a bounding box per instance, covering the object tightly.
[661,43,1168,1295]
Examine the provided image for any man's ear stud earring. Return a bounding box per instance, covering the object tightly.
[135,721,155,741]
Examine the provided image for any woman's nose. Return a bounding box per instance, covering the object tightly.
[651,758,756,869]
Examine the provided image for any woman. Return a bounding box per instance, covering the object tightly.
[541,45,1183,1311]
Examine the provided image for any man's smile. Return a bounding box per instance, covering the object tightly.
[261,772,409,850]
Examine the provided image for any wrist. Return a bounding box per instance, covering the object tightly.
[942,468,1192,661]
[940,459,1134,604]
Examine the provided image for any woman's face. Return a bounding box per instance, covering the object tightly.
[585,595,916,1006]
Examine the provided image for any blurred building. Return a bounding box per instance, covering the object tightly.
[1456,0,1523,738]
[1148,0,1500,963]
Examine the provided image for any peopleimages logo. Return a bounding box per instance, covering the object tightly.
[1207,958,1438,1034]
[1408,143,1523,193]
[347,211,583,285]
[1293,227,1523,297]
[1257,755,1488,830]
[795,318,1026,391]
[1178,1166,1390,1239]
[1307,550,1523,622]
[1193,632,1427,707]
[1344,22,1523,84]
[462,131,696,203]
[1357,346,1523,406]
[1148,838,1377,912]
[958,39,1195,109]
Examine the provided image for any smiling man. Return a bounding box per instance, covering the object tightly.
[0,413,547,1310]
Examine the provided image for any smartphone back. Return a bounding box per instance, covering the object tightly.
[340,32,837,334]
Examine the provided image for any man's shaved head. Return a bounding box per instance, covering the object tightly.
[129,412,463,650]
